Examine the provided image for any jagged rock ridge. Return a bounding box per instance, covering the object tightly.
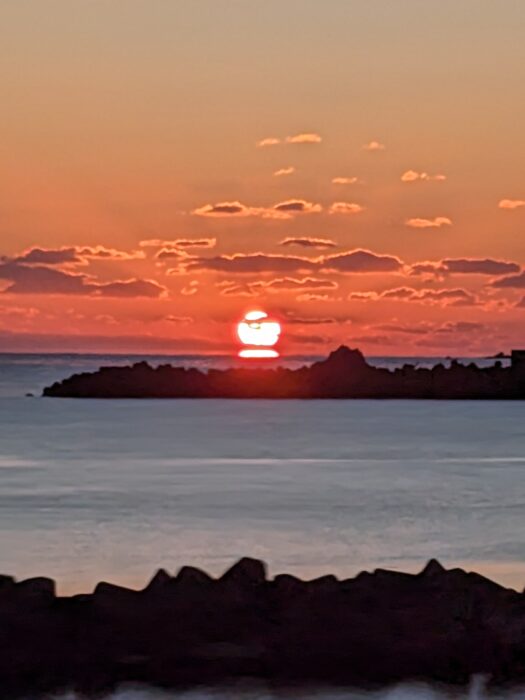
[2,558,525,696]
[42,346,525,399]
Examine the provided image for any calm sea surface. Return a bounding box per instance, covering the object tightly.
[0,353,524,600]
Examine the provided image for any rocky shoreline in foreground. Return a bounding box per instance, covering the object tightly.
[42,346,525,399]
[3,558,525,696]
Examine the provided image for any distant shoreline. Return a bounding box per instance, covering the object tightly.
[42,345,524,400]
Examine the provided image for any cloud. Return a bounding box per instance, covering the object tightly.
[285,133,322,144]
[192,199,320,219]
[491,271,525,289]
[184,247,403,276]
[408,262,446,278]
[498,199,525,210]
[273,199,322,214]
[362,140,385,151]
[517,296,525,308]
[0,262,90,294]
[12,245,144,266]
[155,248,194,261]
[349,334,392,346]
[77,246,145,261]
[332,177,359,185]
[13,247,81,266]
[181,280,199,296]
[379,287,418,300]
[286,332,329,345]
[0,261,166,298]
[348,292,377,301]
[219,283,257,297]
[322,249,403,273]
[435,321,484,334]
[140,238,215,249]
[401,170,446,182]
[254,277,338,292]
[273,167,295,177]
[192,201,255,217]
[296,293,334,302]
[92,278,167,298]
[375,323,430,336]
[329,202,364,215]
[405,217,452,229]
[186,252,317,274]
[414,288,478,306]
[256,137,281,147]
[284,315,336,325]
[409,258,520,277]
[280,237,337,249]
[350,286,478,306]
[443,258,520,276]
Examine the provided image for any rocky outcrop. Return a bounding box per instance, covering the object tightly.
[42,346,525,399]
[2,559,525,696]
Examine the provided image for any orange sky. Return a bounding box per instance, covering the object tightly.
[1,0,524,355]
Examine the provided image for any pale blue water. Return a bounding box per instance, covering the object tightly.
[0,353,524,598]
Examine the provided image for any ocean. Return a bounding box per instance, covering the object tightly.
[2,353,525,699]
[1,352,524,594]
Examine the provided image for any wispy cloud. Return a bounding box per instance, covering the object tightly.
[192,201,257,217]
[322,249,402,273]
[0,261,166,297]
[183,247,403,275]
[273,199,322,214]
[280,237,337,249]
[254,277,338,292]
[156,248,193,261]
[273,166,295,177]
[498,199,525,210]
[219,283,258,297]
[405,216,452,229]
[443,258,520,275]
[332,177,359,185]
[181,280,199,296]
[350,286,479,307]
[140,238,215,249]
[401,170,446,182]
[285,133,322,144]
[329,202,364,215]
[192,199,321,219]
[296,293,335,303]
[256,137,281,147]
[12,245,144,266]
[362,140,385,151]
[491,271,525,288]
[409,257,520,277]
[257,133,322,147]
[185,252,317,274]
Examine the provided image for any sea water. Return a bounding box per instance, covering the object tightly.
[1,353,524,595]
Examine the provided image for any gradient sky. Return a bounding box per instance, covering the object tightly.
[1,0,524,355]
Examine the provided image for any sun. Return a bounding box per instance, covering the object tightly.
[237,310,281,358]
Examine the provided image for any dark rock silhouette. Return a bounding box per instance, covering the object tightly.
[2,559,525,696]
[43,346,525,399]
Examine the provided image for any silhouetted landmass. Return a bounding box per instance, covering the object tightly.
[2,558,525,696]
[43,346,525,399]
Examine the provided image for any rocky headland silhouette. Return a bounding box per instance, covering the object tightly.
[43,346,525,399]
[2,558,525,696]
